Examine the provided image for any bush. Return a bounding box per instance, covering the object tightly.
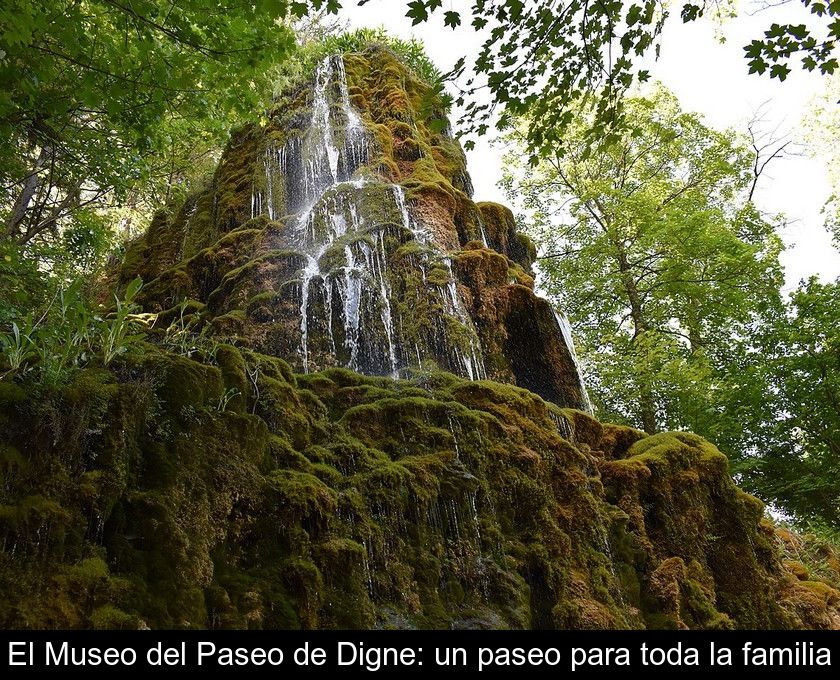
[319,28,444,87]
[0,276,148,384]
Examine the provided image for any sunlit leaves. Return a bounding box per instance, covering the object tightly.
[0,0,296,246]
[302,0,839,161]
[500,86,785,446]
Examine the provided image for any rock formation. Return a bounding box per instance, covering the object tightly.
[117,49,591,412]
[1,46,838,630]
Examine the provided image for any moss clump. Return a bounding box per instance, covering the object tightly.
[476,202,534,271]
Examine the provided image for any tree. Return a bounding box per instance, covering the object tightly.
[741,277,840,528]
[804,72,840,248]
[0,1,296,249]
[501,86,785,435]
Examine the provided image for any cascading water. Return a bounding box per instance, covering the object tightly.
[554,311,594,414]
[477,216,489,249]
[250,55,486,380]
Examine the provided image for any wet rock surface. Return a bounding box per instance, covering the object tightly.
[119,48,588,410]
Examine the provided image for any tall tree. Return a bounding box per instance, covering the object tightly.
[0,1,296,248]
[501,86,785,435]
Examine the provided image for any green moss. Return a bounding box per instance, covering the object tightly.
[215,344,248,412]
[0,380,26,407]
[1,355,833,629]
[0,444,26,474]
[268,470,337,528]
[89,604,137,630]
[210,309,247,337]
[599,424,648,459]
[133,351,224,413]
[561,408,604,448]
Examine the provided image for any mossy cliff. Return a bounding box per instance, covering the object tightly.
[2,46,838,630]
[2,346,838,629]
[117,46,588,410]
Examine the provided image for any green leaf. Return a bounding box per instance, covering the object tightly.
[444,10,461,28]
[680,3,703,22]
[770,63,791,80]
[406,0,429,25]
[125,277,143,302]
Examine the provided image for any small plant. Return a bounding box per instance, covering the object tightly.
[161,299,225,364]
[245,358,262,415]
[100,277,145,366]
[162,300,201,357]
[215,387,241,413]
[38,280,94,384]
[0,319,37,378]
[0,276,148,383]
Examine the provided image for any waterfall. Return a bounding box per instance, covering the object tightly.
[249,54,485,380]
[478,216,489,248]
[299,254,319,373]
[553,311,594,414]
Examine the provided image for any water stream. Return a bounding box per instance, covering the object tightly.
[554,311,594,414]
[249,55,486,380]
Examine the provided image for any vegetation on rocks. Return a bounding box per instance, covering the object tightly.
[1,10,838,630]
[2,345,838,629]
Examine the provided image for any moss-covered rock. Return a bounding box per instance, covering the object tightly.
[1,349,838,629]
[114,46,590,411]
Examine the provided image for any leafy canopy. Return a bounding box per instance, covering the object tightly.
[0,0,296,249]
[740,277,840,529]
[316,26,445,86]
[307,0,839,155]
[501,86,785,436]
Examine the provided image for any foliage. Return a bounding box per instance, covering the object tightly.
[0,240,44,325]
[385,0,671,151]
[804,72,840,248]
[0,0,296,252]
[738,277,840,527]
[302,0,840,155]
[501,83,840,529]
[743,0,839,81]
[320,27,443,86]
[271,25,445,98]
[501,86,785,438]
[160,300,222,363]
[101,277,144,366]
[0,276,146,384]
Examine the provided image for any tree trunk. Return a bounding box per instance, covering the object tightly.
[638,382,658,435]
[614,238,659,434]
[3,146,48,240]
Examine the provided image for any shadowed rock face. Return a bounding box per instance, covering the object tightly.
[119,48,590,411]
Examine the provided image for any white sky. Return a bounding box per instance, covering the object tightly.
[339,1,840,288]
